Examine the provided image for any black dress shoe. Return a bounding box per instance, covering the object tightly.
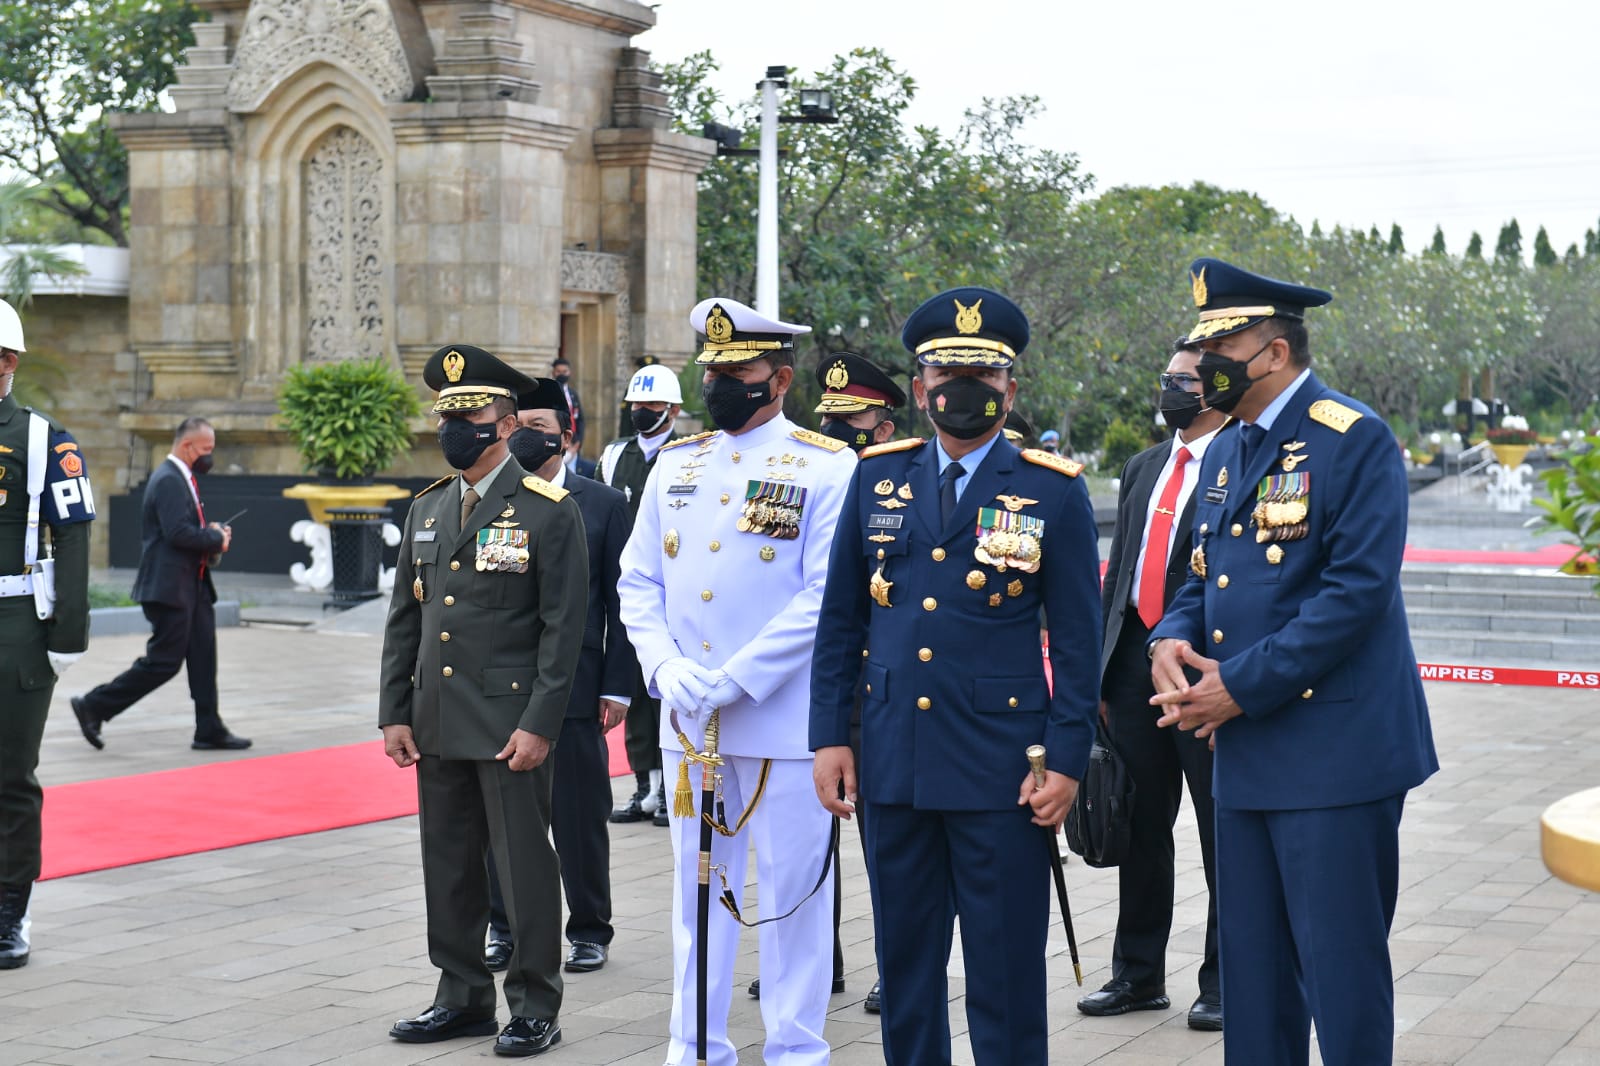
[388,1005,498,1043]
[192,731,252,750]
[494,1016,561,1057]
[70,697,104,750]
[1188,995,1223,1031]
[651,787,670,827]
[485,938,513,972]
[609,786,650,823]
[564,941,606,972]
[748,977,760,999]
[1076,980,1170,1016]
[864,979,881,1014]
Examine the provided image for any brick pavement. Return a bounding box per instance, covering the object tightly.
[5,622,1598,1064]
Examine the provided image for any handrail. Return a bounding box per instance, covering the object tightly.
[1454,440,1495,495]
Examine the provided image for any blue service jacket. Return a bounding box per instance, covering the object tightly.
[1151,372,1438,810]
[809,436,1102,810]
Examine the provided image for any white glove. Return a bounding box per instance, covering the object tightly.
[654,657,714,720]
[47,651,84,676]
[703,670,745,712]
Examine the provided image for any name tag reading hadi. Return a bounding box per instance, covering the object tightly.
[475,528,530,573]
[868,513,904,529]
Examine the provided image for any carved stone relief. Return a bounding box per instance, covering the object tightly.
[227,0,414,112]
[560,250,632,384]
[303,127,386,362]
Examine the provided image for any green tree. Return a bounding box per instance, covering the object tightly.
[1387,223,1405,255]
[1495,219,1523,263]
[1533,225,1558,268]
[1465,232,1484,260]
[1428,226,1447,255]
[0,180,86,306]
[0,0,199,246]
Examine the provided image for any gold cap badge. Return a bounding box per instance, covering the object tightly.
[705,305,734,344]
[442,350,465,382]
[1191,266,1208,307]
[954,297,983,335]
[825,360,849,390]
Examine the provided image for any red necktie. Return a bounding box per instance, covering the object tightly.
[1137,446,1191,630]
[190,474,205,525]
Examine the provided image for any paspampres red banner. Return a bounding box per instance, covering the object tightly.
[1417,663,1600,690]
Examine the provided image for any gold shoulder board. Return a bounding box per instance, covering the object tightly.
[791,428,849,453]
[414,474,454,498]
[523,474,570,502]
[661,431,717,452]
[859,437,926,459]
[1021,448,1084,477]
[1308,399,1363,434]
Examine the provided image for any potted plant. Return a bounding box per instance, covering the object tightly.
[277,357,422,522]
[1535,435,1600,588]
[1485,419,1539,469]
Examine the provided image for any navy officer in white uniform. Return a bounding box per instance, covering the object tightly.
[617,297,856,1066]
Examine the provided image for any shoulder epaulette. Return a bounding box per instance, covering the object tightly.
[1021,448,1084,477]
[1308,398,1362,433]
[661,431,717,451]
[523,474,570,502]
[790,427,849,453]
[859,437,926,459]
[415,474,454,498]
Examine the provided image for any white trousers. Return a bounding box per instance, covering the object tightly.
[662,749,834,1066]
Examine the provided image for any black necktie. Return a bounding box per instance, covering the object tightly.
[939,461,966,526]
[1240,423,1266,468]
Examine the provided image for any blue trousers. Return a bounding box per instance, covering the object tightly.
[864,802,1050,1066]
[1216,794,1405,1066]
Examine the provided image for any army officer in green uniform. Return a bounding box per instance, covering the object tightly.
[0,298,93,969]
[380,343,588,1057]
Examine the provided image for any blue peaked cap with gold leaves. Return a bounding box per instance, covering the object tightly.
[901,286,1029,369]
[1185,258,1333,343]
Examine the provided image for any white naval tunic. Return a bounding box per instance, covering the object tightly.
[617,411,854,1066]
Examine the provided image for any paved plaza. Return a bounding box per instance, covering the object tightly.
[4,612,1599,1065]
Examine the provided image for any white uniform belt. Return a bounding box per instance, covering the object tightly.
[0,573,35,597]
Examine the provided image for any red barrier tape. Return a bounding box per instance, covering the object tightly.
[1417,663,1600,689]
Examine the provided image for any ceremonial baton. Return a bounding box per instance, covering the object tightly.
[673,708,724,1066]
[1027,744,1083,985]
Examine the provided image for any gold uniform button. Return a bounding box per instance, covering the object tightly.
[1230,524,1243,537]
[440,632,450,642]
[512,682,521,691]
[931,547,946,562]
[1199,522,1209,534]
[450,560,461,571]
[1008,697,1019,707]
[1302,688,1314,699]
[917,697,931,710]
[703,641,712,651]
[1212,629,1224,644]
[918,648,932,662]
[1216,575,1229,589]
[443,595,455,606]
[865,684,872,694]
[442,666,453,677]
[877,548,886,560]
[702,589,713,601]
[709,540,721,552]
[862,649,869,658]
[922,597,937,612]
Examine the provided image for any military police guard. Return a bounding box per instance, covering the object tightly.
[814,350,905,454]
[1149,259,1438,1066]
[380,344,588,1057]
[810,287,1102,1065]
[0,298,94,969]
[617,298,855,1066]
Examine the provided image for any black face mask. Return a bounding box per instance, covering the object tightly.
[702,373,774,432]
[631,406,670,436]
[190,453,214,476]
[1159,387,1206,431]
[507,427,564,472]
[821,418,872,453]
[553,372,570,385]
[925,377,1006,440]
[1197,340,1272,413]
[438,417,500,470]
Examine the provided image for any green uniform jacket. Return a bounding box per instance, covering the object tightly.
[378,459,589,758]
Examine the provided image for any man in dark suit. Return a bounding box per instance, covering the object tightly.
[1078,338,1226,1031]
[811,288,1102,1066]
[479,379,632,976]
[551,356,585,450]
[380,345,588,1057]
[1150,259,1438,1066]
[71,416,249,751]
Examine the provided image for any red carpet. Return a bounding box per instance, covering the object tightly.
[1402,544,1583,567]
[42,738,636,881]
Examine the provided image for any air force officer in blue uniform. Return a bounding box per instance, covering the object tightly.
[1149,259,1439,1066]
[810,288,1102,1066]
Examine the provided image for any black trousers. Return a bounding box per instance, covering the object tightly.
[81,595,221,735]
[0,600,52,887]
[620,661,661,776]
[1102,609,1220,998]
[490,716,614,946]
[419,754,562,1018]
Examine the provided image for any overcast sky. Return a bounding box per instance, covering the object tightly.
[639,0,1600,261]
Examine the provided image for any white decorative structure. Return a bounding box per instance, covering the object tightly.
[288,519,333,591]
[378,521,401,593]
[303,127,387,362]
[1486,461,1534,513]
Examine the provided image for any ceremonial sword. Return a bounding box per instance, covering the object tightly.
[1027,744,1083,985]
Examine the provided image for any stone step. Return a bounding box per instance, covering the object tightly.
[1405,606,1600,638]
[1401,564,1590,593]
[1409,630,1595,668]
[1401,586,1600,616]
